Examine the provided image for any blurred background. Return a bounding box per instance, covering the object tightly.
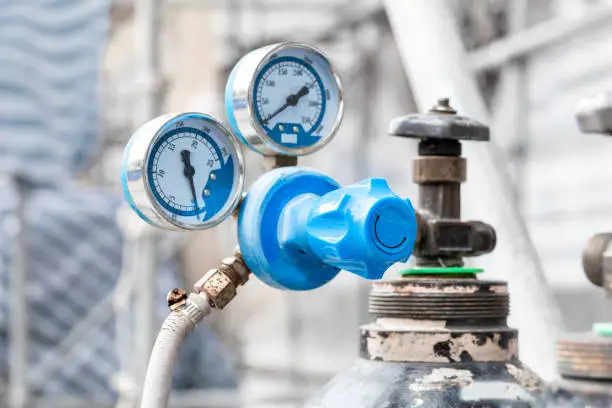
[2,0,612,406]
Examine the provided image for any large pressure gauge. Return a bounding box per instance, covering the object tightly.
[121,113,245,230]
[225,42,344,156]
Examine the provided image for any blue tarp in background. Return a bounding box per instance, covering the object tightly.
[0,0,236,399]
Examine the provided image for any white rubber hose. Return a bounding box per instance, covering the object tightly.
[140,293,212,408]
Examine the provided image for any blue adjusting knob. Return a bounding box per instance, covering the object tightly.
[237,167,417,290]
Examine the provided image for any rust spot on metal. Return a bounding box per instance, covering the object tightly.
[167,288,187,310]
[194,269,236,309]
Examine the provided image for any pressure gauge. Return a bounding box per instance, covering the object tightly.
[225,42,344,156]
[121,113,245,230]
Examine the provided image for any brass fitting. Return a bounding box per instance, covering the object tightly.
[231,192,247,218]
[193,248,250,309]
[262,154,298,171]
[167,288,188,311]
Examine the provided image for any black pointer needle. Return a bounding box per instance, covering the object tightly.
[262,85,310,125]
[180,150,199,219]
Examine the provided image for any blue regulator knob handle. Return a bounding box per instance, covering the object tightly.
[237,167,418,290]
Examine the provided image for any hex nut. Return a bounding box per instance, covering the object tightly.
[194,269,236,309]
[220,255,250,285]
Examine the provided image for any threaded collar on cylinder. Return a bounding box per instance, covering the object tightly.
[368,278,509,321]
[557,332,612,380]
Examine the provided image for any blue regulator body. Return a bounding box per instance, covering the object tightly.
[237,167,418,290]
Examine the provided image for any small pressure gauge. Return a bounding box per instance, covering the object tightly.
[121,113,245,230]
[225,42,344,156]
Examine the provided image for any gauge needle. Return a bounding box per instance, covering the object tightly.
[262,85,310,125]
[180,150,199,219]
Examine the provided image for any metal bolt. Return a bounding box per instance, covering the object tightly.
[204,189,211,197]
[220,254,250,286]
[293,126,299,132]
[210,173,216,181]
[429,97,457,114]
[167,288,187,310]
[279,124,285,131]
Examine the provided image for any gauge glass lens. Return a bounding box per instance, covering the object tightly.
[146,114,241,228]
[252,45,341,151]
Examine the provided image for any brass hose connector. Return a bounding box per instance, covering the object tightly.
[167,247,250,311]
[192,247,250,309]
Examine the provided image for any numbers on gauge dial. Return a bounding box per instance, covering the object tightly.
[255,58,325,136]
[148,128,227,223]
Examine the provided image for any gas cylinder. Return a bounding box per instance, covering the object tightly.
[545,92,612,407]
[304,99,546,408]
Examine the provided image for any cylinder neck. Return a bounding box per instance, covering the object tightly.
[361,277,518,364]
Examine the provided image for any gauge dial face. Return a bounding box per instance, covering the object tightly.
[251,44,343,153]
[145,114,242,229]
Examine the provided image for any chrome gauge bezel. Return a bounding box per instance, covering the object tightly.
[226,41,344,156]
[122,112,245,231]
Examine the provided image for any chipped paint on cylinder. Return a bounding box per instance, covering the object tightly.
[361,325,519,363]
[408,367,473,392]
[304,277,545,407]
[506,363,544,393]
[371,278,507,295]
[304,359,544,408]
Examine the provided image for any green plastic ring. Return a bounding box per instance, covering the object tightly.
[401,267,484,276]
[593,322,612,337]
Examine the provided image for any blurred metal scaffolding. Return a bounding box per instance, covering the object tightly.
[383,0,564,380]
[105,0,612,405]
